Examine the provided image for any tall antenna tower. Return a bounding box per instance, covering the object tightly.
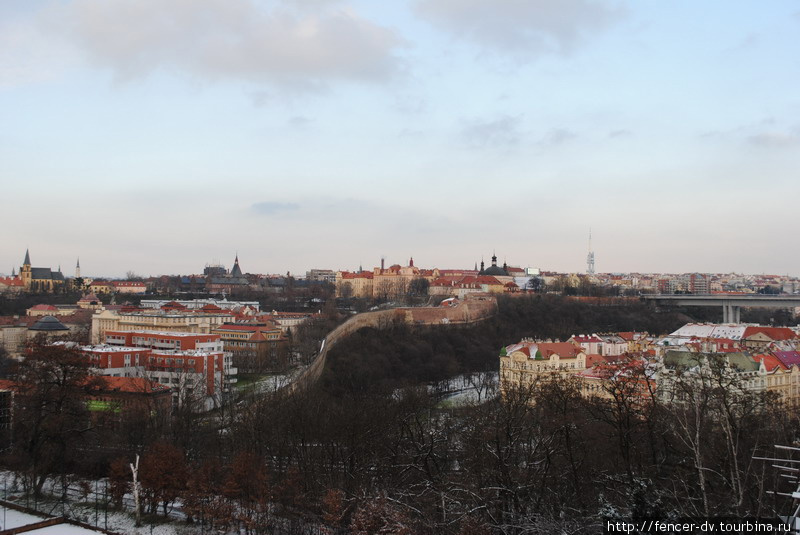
[586,229,595,275]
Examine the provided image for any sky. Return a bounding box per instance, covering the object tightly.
[2,0,799,278]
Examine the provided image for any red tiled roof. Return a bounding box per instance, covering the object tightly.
[572,335,603,343]
[538,342,583,359]
[743,326,797,342]
[0,277,23,287]
[618,332,633,340]
[475,276,503,285]
[585,354,604,367]
[30,304,58,311]
[754,354,786,372]
[94,376,170,394]
[341,271,374,280]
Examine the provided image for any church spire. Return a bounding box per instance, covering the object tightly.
[23,249,30,266]
[231,253,243,277]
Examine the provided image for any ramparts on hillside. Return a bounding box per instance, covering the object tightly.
[289,296,497,391]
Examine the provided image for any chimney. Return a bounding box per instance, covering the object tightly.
[381,257,385,271]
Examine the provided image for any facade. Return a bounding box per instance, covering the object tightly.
[306,269,336,283]
[113,281,148,294]
[89,281,115,294]
[336,271,374,298]
[0,275,24,294]
[499,339,588,395]
[261,310,316,333]
[211,323,287,373]
[91,309,233,344]
[85,330,236,410]
[77,293,104,310]
[655,350,767,404]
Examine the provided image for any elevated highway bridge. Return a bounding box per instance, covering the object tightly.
[641,294,800,323]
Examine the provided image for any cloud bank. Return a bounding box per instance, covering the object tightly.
[45,0,404,86]
[414,0,625,58]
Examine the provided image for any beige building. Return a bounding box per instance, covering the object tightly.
[26,304,77,317]
[336,258,440,300]
[499,340,587,394]
[91,309,233,344]
[0,324,28,357]
[335,271,374,298]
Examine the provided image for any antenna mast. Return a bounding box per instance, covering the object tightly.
[586,229,595,275]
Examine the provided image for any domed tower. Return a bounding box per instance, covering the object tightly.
[481,252,509,277]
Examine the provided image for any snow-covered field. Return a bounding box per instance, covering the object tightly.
[0,471,191,535]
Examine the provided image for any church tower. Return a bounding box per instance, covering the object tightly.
[20,249,32,289]
[231,254,243,277]
[75,258,81,279]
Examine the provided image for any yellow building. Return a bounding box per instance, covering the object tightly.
[759,354,800,406]
[499,340,587,394]
[335,271,374,298]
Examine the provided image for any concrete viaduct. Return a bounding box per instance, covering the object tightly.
[642,294,800,323]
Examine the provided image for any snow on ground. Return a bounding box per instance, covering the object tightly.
[0,508,44,529]
[435,372,499,407]
[0,471,189,535]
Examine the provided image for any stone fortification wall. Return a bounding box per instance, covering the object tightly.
[290,297,497,392]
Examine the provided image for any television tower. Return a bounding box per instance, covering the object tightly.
[586,229,595,275]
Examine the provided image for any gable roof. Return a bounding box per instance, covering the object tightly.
[743,326,797,342]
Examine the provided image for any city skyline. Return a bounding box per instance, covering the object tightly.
[2,247,798,280]
[2,1,799,276]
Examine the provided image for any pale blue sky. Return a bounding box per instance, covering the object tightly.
[2,0,799,277]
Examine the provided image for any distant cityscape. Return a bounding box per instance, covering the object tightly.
[2,248,798,298]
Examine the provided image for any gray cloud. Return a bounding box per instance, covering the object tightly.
[288,116,313,128]
[608,129,632,138]
[414,0,625,58]
[461,114,523,149]
[44,0,404,87]
[251,201,300,215]
[0,19,77,88]
[747,131,800,148]
[539,128,576,147]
